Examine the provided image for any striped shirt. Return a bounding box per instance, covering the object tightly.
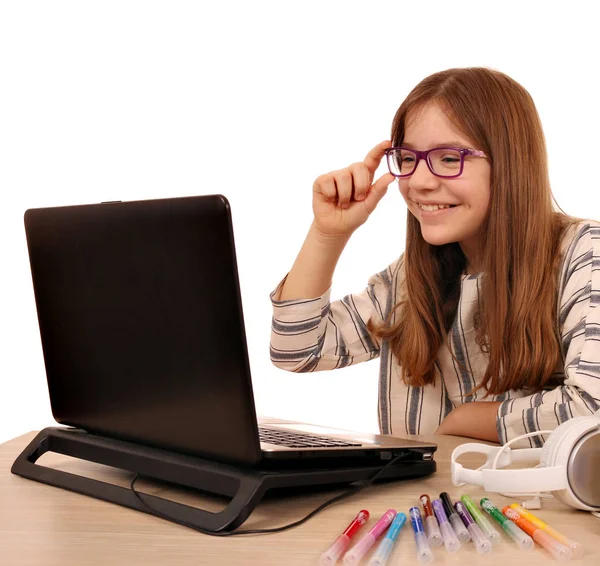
[270,220,600,448]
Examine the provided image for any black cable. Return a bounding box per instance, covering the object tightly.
[129,452,412,536]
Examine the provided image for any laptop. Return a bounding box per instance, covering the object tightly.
[23,194,437,469]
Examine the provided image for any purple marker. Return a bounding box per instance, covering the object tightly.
[432,499,460,552]
[439,492,470,543]
[454,501,491,555]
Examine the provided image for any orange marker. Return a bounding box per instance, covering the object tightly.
[419,494,442,547]
[509,504,583,559]
[502,507,572,561]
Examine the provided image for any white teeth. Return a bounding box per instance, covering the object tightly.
[418,203,453,212]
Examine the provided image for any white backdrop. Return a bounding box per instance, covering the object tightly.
[1,1,598,444]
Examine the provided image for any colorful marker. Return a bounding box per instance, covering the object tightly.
[432,498,461,552]
[343,509,396,566]
[440,492,470,543]
[481,498,533,551]
[319,510,370,565]
[419,494,442,547]
[461,494,501,546]
[409,507,433,564]
[509,504,583,559]
[502,507,572,561]
[368,512,407,566]
[454,501,492,555]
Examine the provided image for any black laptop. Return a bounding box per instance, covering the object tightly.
[23,194,437,469]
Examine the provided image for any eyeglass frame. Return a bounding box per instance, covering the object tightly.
[385,146,488,179]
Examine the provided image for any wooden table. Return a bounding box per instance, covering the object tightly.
[1,429,599,565]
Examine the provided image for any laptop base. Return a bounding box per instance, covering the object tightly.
[12,427,436,532]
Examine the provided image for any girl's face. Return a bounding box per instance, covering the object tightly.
[398,103,491,271]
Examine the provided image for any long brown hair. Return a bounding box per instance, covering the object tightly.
[370,67,576,395]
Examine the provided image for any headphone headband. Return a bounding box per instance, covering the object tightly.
[450,413,600,513]
[452,462,567,492]
[451,442,542,469]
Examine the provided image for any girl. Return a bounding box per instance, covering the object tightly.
[269,67,600,447]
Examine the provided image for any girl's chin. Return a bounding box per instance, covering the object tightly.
[419,226,462,246]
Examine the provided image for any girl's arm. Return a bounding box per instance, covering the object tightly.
[270,259,401,372]
[277,141,394,301]
[435,401,502,442]
[270,141,396,372]
[495,222,600,448]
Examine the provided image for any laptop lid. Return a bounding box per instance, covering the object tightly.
[25,195,264,466]
[25,194,437,469]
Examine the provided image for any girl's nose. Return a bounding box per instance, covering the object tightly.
[408,159,439,192]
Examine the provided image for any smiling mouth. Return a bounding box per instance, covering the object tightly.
[416,203,459,212]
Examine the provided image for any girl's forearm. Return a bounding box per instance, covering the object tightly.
[435,401,501,442]
[277,222,351,300]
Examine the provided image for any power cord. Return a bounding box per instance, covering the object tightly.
[129,452,413,536]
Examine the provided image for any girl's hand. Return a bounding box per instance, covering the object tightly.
[312,140,395,238]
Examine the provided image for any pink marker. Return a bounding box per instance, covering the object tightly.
[343,509,397,565]
[319,510,370,565]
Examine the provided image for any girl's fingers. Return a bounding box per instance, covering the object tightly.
[347,162,371,201]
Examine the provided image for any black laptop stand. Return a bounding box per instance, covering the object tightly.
[12,427,436,533]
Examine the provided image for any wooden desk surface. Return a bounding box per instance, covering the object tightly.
[1,429,599,565]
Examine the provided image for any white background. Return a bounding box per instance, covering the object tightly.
[1,1,598,444]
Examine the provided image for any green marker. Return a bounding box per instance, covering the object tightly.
[460,495,501,546]
[481,498,533,551]
[479,498,508,526]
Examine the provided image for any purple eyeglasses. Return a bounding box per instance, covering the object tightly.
[385,146,487,179]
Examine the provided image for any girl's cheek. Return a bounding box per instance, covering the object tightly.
[398,180,409,199]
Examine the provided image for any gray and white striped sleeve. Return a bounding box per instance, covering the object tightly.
[269,259,400,373]
[496,222,600,446]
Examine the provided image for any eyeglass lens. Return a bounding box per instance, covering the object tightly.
[388,148,463,177]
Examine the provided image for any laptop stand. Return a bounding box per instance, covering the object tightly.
[12,427,435,533]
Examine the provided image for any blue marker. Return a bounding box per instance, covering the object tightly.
[368,512,407,566]
[409,507,433,564]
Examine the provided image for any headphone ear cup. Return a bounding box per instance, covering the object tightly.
[540,420,574,468]
[540,416,600,511]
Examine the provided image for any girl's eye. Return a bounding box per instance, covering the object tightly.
[431,150,462,171]
[440,155,460,163]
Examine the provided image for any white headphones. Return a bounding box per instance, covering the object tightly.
[450,409,600,514]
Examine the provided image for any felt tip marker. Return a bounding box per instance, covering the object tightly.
[440,492,470,543]
[343,509,396,566]
[368,512,407,566]
[409,507,433,564]
[461,494,501,546]
[509,504,583,559]
[432,499,461,552]
[502,507,572,562]
[454,501,492,555]
[419,494,442,547]
[319,510,370,565]
[481,498,533,551]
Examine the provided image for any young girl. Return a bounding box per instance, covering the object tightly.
[269,67,600,447]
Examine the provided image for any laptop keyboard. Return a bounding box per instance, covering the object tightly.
[258,427,362,448]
